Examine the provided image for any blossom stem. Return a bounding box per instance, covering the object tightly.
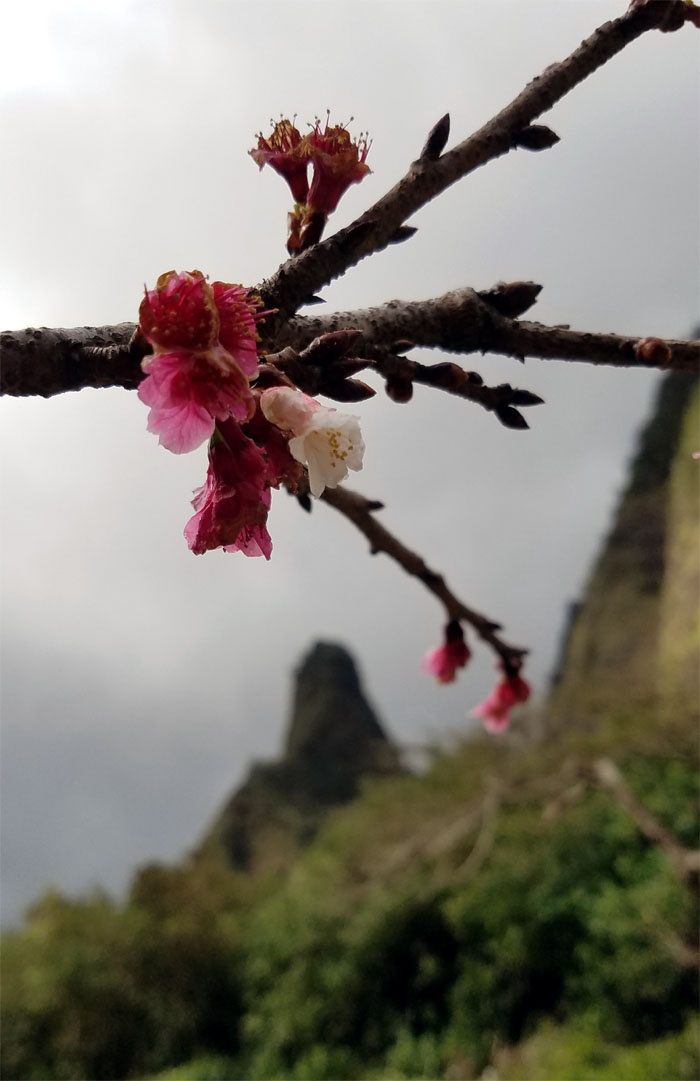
[319,482,527,667]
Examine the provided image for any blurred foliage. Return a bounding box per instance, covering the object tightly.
[1,376,698,1079]
[492,1015,699,1081]
[1,866,244,1081]
[3,735,697,1080]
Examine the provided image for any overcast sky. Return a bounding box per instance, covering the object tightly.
[1,1,698,927]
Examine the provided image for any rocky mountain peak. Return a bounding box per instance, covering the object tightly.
[196,640,402,871]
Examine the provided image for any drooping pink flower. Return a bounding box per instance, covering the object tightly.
[260,386,364,497]
[184,420,273,558]
[471,674,531,734]
[422,627,471,684]
[137,271,264,454]
[304,118,371,214]
[249,119,310,204]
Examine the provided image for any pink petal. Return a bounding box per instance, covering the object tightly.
[138,375,214,453]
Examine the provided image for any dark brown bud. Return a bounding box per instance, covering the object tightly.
[254,363,297,390]
[262,350,315,389]
[391,340,415,355]
[505,388,545,407]
[633,336,672,366]
[495,405,529,430]
[388,225,418,245]
[514,125,560,151]
[331,356,370,377]
[300,329,363,366]
[427,361,465,385]
[419,113,451,161]
[385,376,414,403]
[479,281,543,318]
[296,492,313,513]
[322,378,376,402]
[629,0,700,30]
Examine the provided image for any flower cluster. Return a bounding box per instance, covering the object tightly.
[137,270,365,559]
[423,623,530,734]
[250,117,371,253]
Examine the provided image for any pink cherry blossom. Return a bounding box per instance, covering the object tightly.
[138,269,218,352]
[249,119,310,204]
[260,387,364,497]
[138,347,254,454]
[305,118,371,214]
[184,420,273,558]
[471,674,530,734]
[137,271,265,454]
[422,639,471,684]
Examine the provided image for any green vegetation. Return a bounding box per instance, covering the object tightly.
[3,722,697,1080]
[2,375,697,1080]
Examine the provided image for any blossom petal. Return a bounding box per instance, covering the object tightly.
[139,270,219,352]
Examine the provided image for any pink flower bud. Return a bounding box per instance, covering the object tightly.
[422,637,471,684]
[471,673,530,733]
[184,420,273,559]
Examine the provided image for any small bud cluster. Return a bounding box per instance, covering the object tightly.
[423,621,530,734]
[250,116,371,253]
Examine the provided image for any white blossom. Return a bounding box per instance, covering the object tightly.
[261,387,365,497]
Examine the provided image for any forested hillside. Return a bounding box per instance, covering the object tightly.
[2,374,698,1081]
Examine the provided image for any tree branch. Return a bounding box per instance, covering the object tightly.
[319,483,527,667]
[592,758,700,887]
[254,1,695,327]
[271,290,700,373]
[4,291,696,399]
[0,324,139,397]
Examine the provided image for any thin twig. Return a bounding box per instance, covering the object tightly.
[453,779,502,880]
[271,291,700,374]
[592,758,700,886]
[255,2,695,327]
[320,483,527,666]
